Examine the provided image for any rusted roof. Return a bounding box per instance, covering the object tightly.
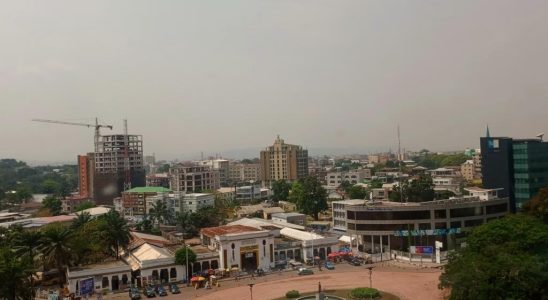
[201,225,260,237]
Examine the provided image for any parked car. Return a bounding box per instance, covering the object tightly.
[129,287,141,300]
[298,268,314,275]
[143,286,156,298]
[156,286,168,297]
[349,259,361,266]
[170,284,180,294]
[324,261,335,270]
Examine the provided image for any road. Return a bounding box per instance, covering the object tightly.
[108,262,445,300]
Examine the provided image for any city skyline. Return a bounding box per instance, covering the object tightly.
[2,0,548,162]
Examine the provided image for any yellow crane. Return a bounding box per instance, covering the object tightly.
[32,118,113,152]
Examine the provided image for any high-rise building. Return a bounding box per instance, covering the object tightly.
[260,136,308,184]
[85,134,145,205]
[170,164,220,193]
[481,129,548,211]
[228,163,261,184]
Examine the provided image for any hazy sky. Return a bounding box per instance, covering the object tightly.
[2,0,548,163]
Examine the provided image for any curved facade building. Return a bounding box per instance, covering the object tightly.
[344,188,509,252]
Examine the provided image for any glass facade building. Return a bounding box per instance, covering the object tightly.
[512,140,548,209]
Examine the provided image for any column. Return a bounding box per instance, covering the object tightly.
[371,235,374,254]
[379,235,383,261]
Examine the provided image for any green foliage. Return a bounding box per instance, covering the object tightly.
[348,185,368,200]
[339,180,352,192]
[39,223,74,286]
[241,158,259,164]
[523,186,548,224]
[0,247,35,299]
[413,153,468,169]
[149,201,172,226]
[74,201,95,212]
[285,290,300,298]
[368,179,383,189]
[42,196,62,216]
[191,206,223,228]
[390,174,435,202]
[350,287,380,299]
[439,215,548,299]
[175,247,197,266]
[99,210,131,259]
[272,180,291,202]
[289,176,328,220]
[157,163,170,173]
[174,211,197,237]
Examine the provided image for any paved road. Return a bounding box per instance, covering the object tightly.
[108,262,445,300]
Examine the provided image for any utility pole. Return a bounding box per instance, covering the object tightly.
[248,283,254,300]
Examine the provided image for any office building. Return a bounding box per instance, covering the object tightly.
[481,132,548,210]
[260,136,308,185]
[170,164,220,193]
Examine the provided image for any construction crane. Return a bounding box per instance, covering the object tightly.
[31,118,113,152]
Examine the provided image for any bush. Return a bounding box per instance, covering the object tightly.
[286,290,300,298]
[351,287,380,299]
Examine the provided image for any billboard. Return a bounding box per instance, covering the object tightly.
[79,277,94,295]
[410,246,433,254]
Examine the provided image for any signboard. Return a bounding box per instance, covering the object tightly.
[394,228,461,237]
[410,246,433,254]
[79,277,94,295]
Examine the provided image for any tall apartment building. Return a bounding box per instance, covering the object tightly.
[481,132,548,211]
[170,164,220,193]
[461,160,475,181]
[229,163,261,183]
[78,134,145,205]
[92,134,145,205]
[260,136,308,184]
[197,159,230,186]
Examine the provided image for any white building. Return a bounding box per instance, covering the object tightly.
[331,199,366,231]
[271,212,306,226]
[178,193,215,213]
[326,169,371,187]
[279,227,339,263]
[66,261,131,295]
[200,225,275,272]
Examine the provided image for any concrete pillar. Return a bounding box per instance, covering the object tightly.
[371,235,374,254]
[379,235,383,261]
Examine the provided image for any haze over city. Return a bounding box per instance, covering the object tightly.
[2,0,548,163]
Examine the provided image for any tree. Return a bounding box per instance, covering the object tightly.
[175,211,196,237]
[289,176,328,220]
[390,174,435,202]
[70,219,108,265]
[174,247,197,267]
[0,247,35,300]
[39,224,74,286]
[339,181,352,193]
[368,179,383,189]
[272,180,291,202]
[157,164,170,173]
[439,215,548,299]
[175,247,196,281]
[99,210,131,259]
[191,206,222,228]
[523,186,548,224]
[348,185,368,200]
[149,201,172,227]
[74,201,94,212]
[41,179,61,195]
[71,211,92,230]
[42,196,62,216]
[13,230,42,262]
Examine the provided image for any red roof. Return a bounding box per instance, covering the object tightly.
[201,225,260,237]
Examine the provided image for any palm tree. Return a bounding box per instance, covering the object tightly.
[149,201,172,227]
[71,211,92,230]
[175,211,195,237]
[39,225,74,287]
[0,248,35,300]
[100,210,131,259]
[14,230,42,260]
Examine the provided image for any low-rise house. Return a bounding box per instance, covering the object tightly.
[271,212,306,226]
[66,261,131,295]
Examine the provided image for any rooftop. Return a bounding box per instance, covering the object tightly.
[201,225,260,237]
[271,212,305,218]
[124,187,172,193]
[332,199,368,205]
[280,227,324,241]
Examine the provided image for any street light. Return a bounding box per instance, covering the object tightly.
[248,283,254,300]
[366,266,375,289]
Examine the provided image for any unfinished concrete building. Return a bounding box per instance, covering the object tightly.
[81,134,145,205]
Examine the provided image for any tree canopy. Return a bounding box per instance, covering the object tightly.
[413,153,468,169]
[523,186,548,224]
[289,176,328,220]
[390,174,435,202]
[271,180,291,202]
[439,215,548,299]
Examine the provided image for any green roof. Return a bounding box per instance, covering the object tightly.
[125,187,172,193]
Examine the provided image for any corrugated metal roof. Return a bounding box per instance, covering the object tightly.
[280,227,323,241]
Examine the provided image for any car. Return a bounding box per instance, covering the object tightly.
[169,284,180,294]
[349,259,361,266]
[324,261,335,270]
[298,268,314,275]
[129,287,141,300]
[143,286,155,298]
[156,286,168,297]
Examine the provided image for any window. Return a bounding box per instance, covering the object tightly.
[450,207,483,218]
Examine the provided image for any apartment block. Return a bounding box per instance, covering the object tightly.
[260,136,308,184]
[228,163,261,183]
[325,169,371,187]
[170,164,220,193]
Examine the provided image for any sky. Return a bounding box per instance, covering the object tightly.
[1,0,548,163]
